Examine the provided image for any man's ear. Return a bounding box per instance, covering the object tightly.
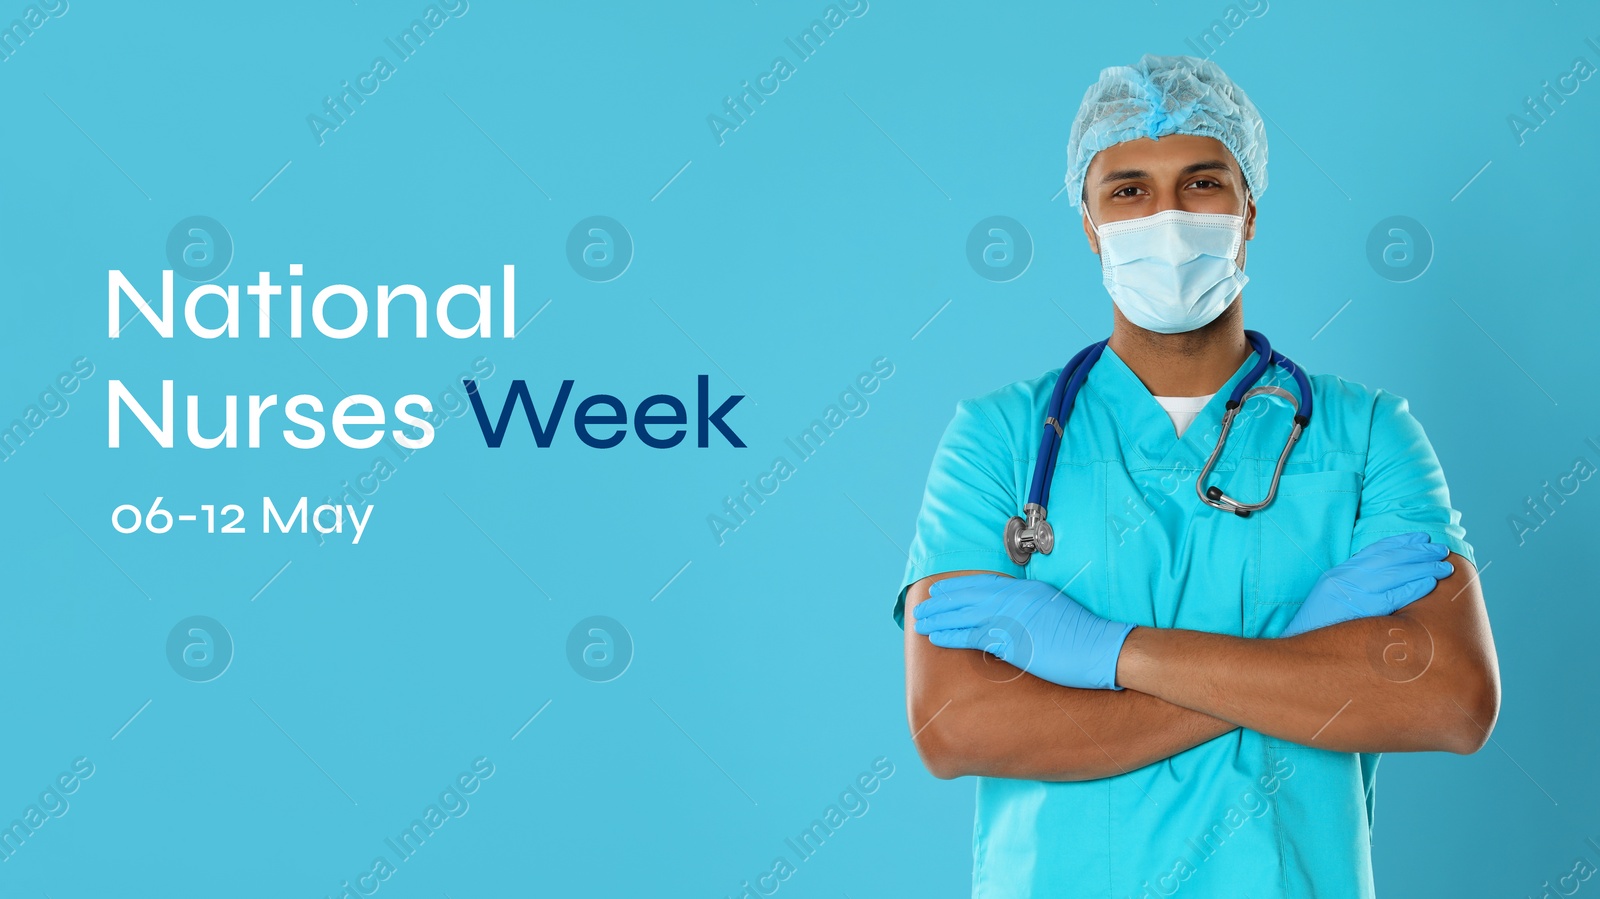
[1082,209,1100,255]
[1242,191,1257,241]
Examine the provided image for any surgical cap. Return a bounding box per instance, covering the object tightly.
[1064,54,1268,208]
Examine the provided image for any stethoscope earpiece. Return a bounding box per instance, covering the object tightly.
[1204,485,1253,518]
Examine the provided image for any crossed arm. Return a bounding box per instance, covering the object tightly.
[904,554,1501,781]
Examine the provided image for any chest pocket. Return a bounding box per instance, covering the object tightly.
[1250,469,1363,637]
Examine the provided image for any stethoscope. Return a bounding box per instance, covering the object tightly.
[1003,329,1314,566]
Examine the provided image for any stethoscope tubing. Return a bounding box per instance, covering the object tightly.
[1028,340,1108,510]
[1026,329,1310,515]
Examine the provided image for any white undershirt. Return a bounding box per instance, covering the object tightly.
[1152,393,1215,439]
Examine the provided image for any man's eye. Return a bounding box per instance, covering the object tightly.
[1112,186,1142,198]
[1189,179,1221,190]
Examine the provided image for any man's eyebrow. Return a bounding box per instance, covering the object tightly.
[1097,160,1235,185]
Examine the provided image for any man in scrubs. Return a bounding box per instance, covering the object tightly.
[896,54,1501,898]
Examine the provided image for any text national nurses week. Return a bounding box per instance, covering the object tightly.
[105,264,748,452]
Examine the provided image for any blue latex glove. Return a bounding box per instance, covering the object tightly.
[1280,532,1454,638]
[913,574,1135,690]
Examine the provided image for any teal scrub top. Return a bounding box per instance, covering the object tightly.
[895,343,1475,899]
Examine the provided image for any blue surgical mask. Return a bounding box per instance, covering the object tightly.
[1087,208,1249,334]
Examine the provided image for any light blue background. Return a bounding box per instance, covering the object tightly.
[1,1,1595,896]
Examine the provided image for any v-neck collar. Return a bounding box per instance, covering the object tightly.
[1082,342,1263,470]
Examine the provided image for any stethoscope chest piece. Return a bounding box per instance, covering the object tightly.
[1004,502,1053,565]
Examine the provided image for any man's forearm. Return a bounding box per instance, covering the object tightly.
[1115,580,1498,754]
[912,672,1237,781]
[906,570,1239,780]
